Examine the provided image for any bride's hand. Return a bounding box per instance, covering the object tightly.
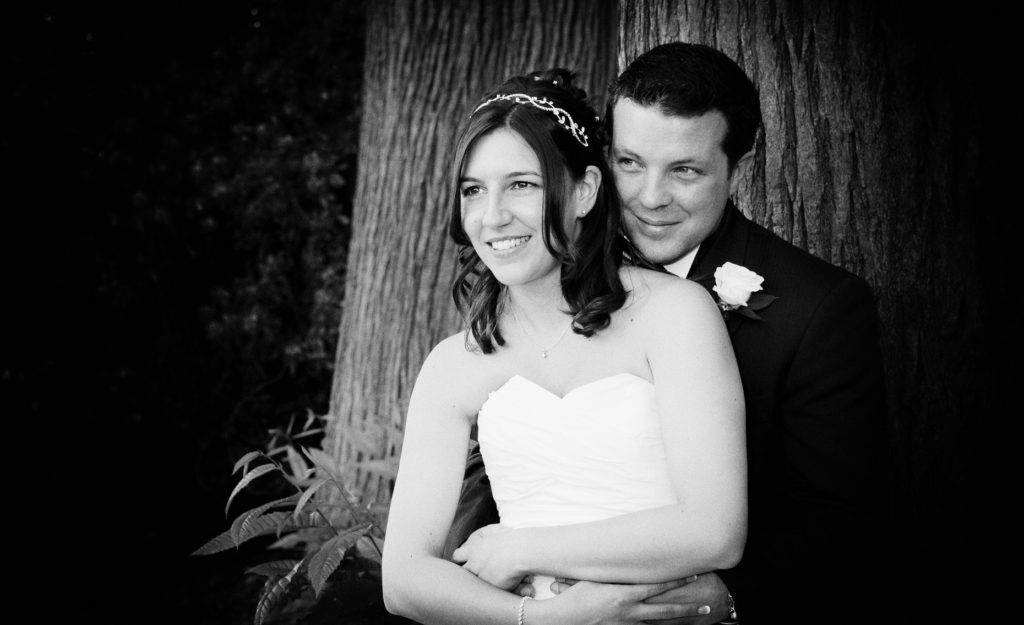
[451,523,525,590]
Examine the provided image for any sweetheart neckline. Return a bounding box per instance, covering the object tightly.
[498,372,654,401]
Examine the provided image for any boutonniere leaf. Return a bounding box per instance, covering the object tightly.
[731,292,778,319]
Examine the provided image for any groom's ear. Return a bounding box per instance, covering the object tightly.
[728,151,753,196]
[574,165,601,218]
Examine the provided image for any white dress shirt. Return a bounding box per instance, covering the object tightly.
[662,245,699,279]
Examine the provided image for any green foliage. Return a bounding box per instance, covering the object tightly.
[255,561,305,625]
[194,413,387,625]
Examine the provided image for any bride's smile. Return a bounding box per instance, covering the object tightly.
[459,127,566,288]
[487,235,531,252]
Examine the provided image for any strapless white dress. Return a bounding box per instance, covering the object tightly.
[476,373,678,599]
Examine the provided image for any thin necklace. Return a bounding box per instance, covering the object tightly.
[508,305,574,359]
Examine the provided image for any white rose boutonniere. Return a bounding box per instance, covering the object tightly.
[714,262,764,308]
[708,262,778,320]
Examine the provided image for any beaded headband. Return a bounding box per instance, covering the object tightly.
[472,93,590,147]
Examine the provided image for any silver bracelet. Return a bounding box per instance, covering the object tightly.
[517,596,532,625]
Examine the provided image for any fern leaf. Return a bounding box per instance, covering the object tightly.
[230,494,302,545]
[195,509,319,556]
[233,451,264,475]
[324,480,380,526]
[308,524,372,596]
[223,510,329,549]
[192,529,237,556]
[303,447,343,481]
[279,466,318,490]
[279,470,306,490]
[273,509,329,539]
[302,409,322,431]
[268,526,334,550]
[246,559,300,578]
[193,493,307,553]
[225,463,279,517]
[294,477,331,518]
[353,535,383,564]
[292,427,324,441]
[265,444,291,459]
[254,559,305,625]
[285,446,308,480]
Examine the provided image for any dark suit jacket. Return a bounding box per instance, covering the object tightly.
[444,203,887,623]
[687,203,887,623]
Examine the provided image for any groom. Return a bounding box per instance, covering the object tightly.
[446,42,887,624]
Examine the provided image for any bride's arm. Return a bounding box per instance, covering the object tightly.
[455,278,747,585]
[384,335,705,625]
[381,338,526,624]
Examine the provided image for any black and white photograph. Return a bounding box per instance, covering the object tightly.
[5,1,1000,624]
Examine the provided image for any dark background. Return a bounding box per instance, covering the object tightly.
[6,2,363,622]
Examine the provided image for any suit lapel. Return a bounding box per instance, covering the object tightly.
[687,201,754,280]
[686,202,756,338]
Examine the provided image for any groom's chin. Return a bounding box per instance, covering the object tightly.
[626,236,684,266]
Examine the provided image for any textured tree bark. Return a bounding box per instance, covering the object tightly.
[325,0,617,507]
[619,0,986,564]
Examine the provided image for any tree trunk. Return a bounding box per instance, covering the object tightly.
[619,0,987,563]
[325,0,617,507]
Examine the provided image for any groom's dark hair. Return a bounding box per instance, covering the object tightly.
[606,42,762,170]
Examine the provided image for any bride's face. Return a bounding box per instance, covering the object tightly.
[460,128,575,288]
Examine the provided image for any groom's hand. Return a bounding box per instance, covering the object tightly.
[514,574,538,598]
[533,578,701,624]
[547,575,722,623]
[639,572,731,624]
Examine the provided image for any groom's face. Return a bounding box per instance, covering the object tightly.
[610,98,737,266]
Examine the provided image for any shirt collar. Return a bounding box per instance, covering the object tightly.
[663,245,699,278]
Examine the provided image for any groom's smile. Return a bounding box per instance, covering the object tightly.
[626,211,683,233]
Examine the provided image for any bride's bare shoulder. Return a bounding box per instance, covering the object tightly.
[421,330,484,373]
[618,265,710,313]
[409,331,493,417]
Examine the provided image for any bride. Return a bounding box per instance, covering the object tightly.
[381,68,746,625]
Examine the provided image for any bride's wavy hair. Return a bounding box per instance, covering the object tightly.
[449,68,648,354]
